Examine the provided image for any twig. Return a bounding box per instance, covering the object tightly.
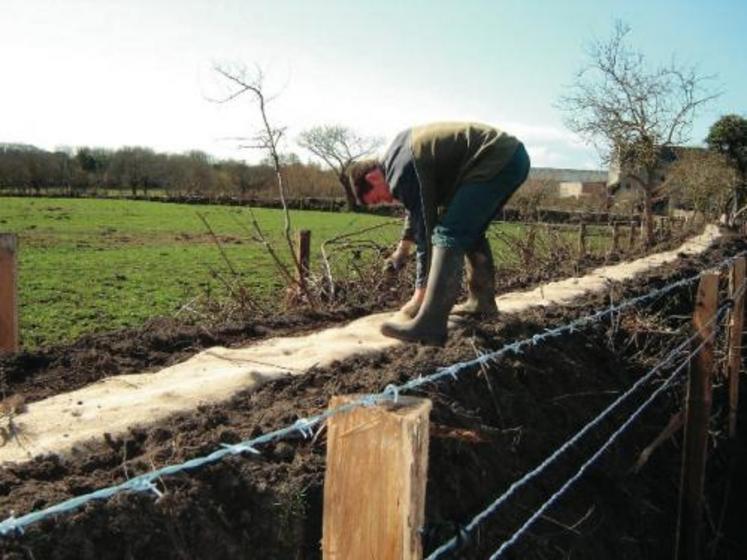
[211,63,310,301]
[550,390,621,403]
[246,206,297,287]
[174,297,204,319]
[196,212,240,277]
[633,410,684,473]
[320,220,399,297]
[470,340,505,427]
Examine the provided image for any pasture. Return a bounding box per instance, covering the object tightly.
[0,197,613,347]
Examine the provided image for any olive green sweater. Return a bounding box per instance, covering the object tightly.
[383,122,520,285]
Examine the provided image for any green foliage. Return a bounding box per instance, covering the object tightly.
[0,197,618,348]
[0,197,402,348]
[707,114,747,181]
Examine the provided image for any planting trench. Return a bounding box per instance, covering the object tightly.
[0,227,721,464]
[0,226,746,559]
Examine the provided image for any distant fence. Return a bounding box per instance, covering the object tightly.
[0,191,645,224]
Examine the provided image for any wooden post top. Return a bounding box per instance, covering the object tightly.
[330,394,431,415]
[0,233,19,353]
[323,394,432,560]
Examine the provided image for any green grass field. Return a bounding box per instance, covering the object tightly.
[0,197,610,348]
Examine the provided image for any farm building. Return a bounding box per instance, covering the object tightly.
[557,180,608,199]
[607,146,706,194]
[526,167,609,198]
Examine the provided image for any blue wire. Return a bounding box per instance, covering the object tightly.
[489,312,726,559]
[428,299,735,559]
[0,252,741,537]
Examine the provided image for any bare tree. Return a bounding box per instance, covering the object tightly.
[559,21,718,244]
[298,125,383,211]
[208,63,300,283]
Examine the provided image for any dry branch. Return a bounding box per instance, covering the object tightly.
[210,63,308,299]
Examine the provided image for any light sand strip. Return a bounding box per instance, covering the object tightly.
[0,226,721,464]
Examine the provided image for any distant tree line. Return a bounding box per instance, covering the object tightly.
[0,143,341,198]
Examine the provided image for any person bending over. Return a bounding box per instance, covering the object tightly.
[350,121,530,346]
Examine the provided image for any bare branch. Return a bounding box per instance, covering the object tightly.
[558,20,718,245]
[298,125,383,209]
[212,63,312,299]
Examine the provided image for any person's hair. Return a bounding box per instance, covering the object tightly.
[348,159,381,205]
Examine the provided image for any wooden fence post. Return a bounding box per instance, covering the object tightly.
[628,221,637,249]
[0,234,19,354]
[727,257,746,438]
[322,395,431,560]
[675,272,719,560]
[297,229,311,289]
[578,222,587,257]
[611,222,621,254]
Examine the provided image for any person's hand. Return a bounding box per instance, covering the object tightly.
[383,253,405,273]
[383,240,413,273]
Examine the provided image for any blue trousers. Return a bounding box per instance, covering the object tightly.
[432,143,530,250]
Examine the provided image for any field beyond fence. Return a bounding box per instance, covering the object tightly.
[0,242,743,560]
[0,196,697,348]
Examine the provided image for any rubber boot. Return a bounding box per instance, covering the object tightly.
[451,237,498,317]
[380,246,464,345]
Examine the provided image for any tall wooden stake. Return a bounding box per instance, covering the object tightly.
[322,395,431,560]
[0,234,18,354]
[578,222,587,257]
[611,222,621,254]
[628,221,637,249]
[297,229,311,290]
[675,272,719,560]
[727,257,746,438]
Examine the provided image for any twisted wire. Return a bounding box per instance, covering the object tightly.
[488,306,728,559]
[428,297,734,559]
[0,253,740,537]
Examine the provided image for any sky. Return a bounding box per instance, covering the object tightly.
[1,0,745,170]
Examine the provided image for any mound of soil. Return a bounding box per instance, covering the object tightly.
[0,236,745,559]
[0,228,691,406]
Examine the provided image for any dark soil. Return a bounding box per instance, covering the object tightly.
[0,227,692,406]
[0,307,380,404]
[0,235,746,559]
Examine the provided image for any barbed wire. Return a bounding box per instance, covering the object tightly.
[428,295,735,559]
[0,251,742,537]
[399,257,737,392]
[487,303,731,559]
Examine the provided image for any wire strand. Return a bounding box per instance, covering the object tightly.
[489,308,727,559]
[426,298,733,559]
[0,252,742,537]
